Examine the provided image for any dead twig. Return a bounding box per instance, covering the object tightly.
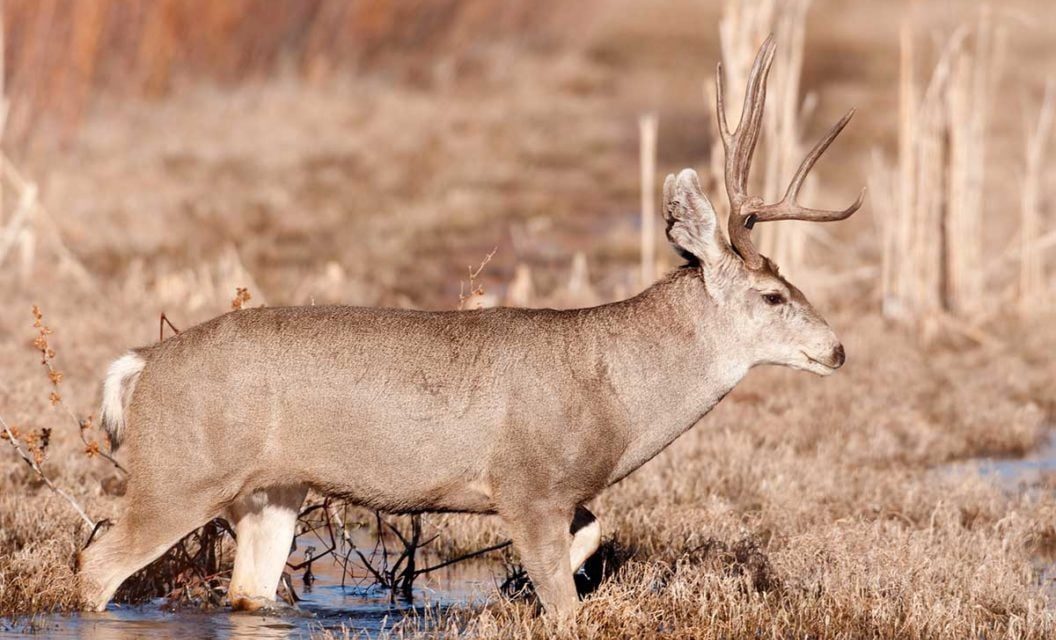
[414,540,512,576]
[458,247,497,310]
[31,305,125,474]
[231,287,252,311]
[159,312,181,342]
[286,500,339,571]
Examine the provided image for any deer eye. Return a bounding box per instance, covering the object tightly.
[762,292,786,306]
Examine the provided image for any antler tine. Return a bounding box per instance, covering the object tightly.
[735,36,776,191]
[715,62,732,148]
[718,35,777,202]
[751,108,866,223]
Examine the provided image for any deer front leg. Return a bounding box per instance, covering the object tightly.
[226,485,307,611]
[569,506,600,574]
[504,505,579,618]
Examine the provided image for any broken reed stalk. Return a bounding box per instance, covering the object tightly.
[944,7,1005,316]
[0,157,35,269]
[639,113,658,287]
[505,264,534,307]
[1,413,95,529]
[879,23,917,317]
[159,311,181,341]
[0,154,95,288]
[1019,79,1056,315]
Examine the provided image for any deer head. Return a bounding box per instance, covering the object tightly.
[663,36,864,376]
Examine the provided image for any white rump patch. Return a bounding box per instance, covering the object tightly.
[99,352,145,450]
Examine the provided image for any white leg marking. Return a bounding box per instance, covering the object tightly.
[569,519,601,573]
[228,486,307,610]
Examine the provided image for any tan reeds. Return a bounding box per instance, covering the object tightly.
[878,12,1007,327]
[1018,80,1055,316]
[3,1,19,268]
[566,251,597,305]
[1,0,568,148]
[946,9,1005,316]
[0,155,95,288]
[0,156,37,278]
[1,0,6,218]
[638,113,658,288]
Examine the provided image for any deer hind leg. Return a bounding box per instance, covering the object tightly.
[78,498,216,612]
[569,506,601,574]
[504,505,579,619]
[226,485,308,612]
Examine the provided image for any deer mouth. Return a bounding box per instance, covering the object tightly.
[801,351,838,375]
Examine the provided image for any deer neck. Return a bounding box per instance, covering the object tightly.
[592,267,751,483]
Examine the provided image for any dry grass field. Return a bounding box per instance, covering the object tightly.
[3,0,1056,638]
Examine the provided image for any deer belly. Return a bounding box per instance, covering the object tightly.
[281,416,496,514]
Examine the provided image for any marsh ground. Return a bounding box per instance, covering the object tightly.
[2,0,1056,638]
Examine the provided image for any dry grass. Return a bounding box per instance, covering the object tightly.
[2,0,1056,637]
[0,488,86,616]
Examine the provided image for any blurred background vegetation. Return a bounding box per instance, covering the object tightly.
[3,0,1050,323]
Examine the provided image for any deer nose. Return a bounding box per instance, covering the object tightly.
[832,344,846,368]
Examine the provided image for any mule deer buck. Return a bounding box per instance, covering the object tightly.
[79,36,863,616]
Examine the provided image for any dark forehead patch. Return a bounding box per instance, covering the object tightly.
[760,256,781,277]
[759,257,808,303]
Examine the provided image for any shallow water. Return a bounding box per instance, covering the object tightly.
[940,431,1056,602]
[1,547,504,639]
[940,431,1056,488]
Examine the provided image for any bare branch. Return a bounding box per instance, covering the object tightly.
[414,540,512,576]
[1,413,95,529]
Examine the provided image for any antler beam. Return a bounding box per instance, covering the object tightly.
[715,35,865,270]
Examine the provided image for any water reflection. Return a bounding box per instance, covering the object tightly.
[1,549,503,639]
[48,607,307,640]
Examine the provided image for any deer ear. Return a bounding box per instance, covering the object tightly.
[663,169,730,266]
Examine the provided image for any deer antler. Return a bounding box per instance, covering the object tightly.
[715,35,866,270]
